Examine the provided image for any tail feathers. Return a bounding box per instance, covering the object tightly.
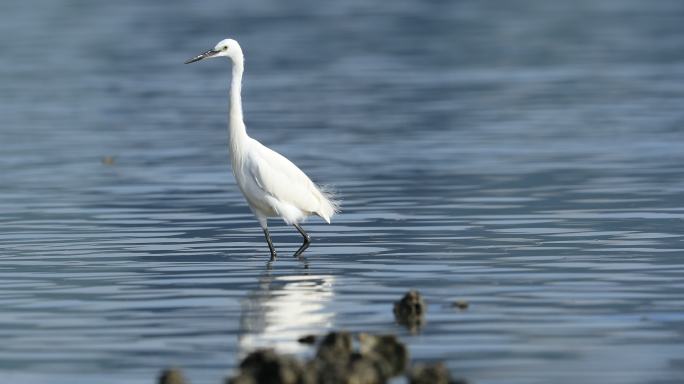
[316,185,340,224]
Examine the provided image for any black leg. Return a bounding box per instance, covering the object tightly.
[293,223,311,258]
[262,228,277,260]
[294,223,311,244]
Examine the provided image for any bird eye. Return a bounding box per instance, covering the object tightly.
[222,46,228,51]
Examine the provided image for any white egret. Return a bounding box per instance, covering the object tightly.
[185,38,339,259]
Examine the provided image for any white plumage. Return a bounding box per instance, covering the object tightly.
[186,38,339,259]
[245,140,338,224]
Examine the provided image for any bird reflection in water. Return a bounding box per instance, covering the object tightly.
[238,268,335,355]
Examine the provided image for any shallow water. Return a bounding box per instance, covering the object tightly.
[2,0,684,383]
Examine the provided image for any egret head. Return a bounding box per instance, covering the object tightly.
[185,38,242,64]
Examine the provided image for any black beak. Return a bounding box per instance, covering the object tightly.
[185,49,220,64]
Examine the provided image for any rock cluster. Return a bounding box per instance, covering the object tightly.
[227,331,409,384]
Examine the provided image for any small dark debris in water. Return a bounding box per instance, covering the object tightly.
[408,362,468,384]
[394,290,426,331]
[158,368,188,384]
[297,334,317,344]
[452,300,469,310]
[101,156,115,165]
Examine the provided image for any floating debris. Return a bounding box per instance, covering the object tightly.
[158,368,188,384]
[393,290,426,331]
[297,334,317,345]
[452,300,469,310]
[101,156,115,165]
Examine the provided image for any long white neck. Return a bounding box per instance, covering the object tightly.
[229,51,248,161]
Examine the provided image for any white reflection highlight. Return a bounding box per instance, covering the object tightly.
[238,271,335,355]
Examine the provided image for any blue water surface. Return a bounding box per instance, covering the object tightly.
[1,1,684,383]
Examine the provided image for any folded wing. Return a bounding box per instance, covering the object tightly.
[246,139,335,221]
